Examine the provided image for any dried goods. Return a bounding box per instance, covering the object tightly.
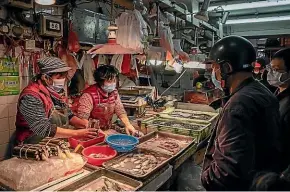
[13,138,72,161]
[108,152,167,176]
[13,145,49,161]
[151,120,203,130]
[78,177,134,191]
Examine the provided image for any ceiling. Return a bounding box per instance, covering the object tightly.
[77,0,290,37]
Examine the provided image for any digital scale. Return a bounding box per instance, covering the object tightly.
[119,86,156,116]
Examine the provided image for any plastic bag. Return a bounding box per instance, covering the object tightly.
[116,10,147,52]
[81,54,95,86]
[0,153,86,191]
[159,22,174,55]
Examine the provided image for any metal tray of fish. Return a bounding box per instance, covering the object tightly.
[141,117,211,142]
[160,109,219,124]
[103,148,172,180]
[58,169,142,191]
[138,131,196,157]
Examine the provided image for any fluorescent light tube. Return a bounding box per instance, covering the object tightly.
[209,0,290,11]
[226,15,290,24]
[35,0,55,5]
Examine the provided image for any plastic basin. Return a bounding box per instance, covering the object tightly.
[82,145,117,166]
[69,132,105,149]
[106,134,139,153]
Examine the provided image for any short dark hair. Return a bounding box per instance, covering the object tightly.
[272,48,290,71]
[93,65,119,86]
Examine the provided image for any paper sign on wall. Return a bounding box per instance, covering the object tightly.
[0,76,20,96]
[0,57,19,76]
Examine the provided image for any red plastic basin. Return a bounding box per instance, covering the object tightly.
[82,145,117,166]
[68,132,105,149]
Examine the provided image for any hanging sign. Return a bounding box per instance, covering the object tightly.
[0,76,20,96]
[0,57,19,76]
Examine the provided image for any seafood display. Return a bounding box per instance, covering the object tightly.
[151,120,204,130]
[58,169,142,191]
[77,177,134,191]
[170,111,212,120]
[138,132,193,155]
[88,153,112,158]
[104,149,171,178]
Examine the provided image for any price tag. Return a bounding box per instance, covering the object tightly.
[49,22,60,31]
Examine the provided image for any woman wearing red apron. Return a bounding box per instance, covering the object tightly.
[77,65,137,135]
[15,57,98,145]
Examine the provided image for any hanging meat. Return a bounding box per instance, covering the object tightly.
[68,22,80,53]
[57,44,77,81]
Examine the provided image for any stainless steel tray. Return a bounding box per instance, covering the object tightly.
[58,169,143,191]
[138,131,196,157]
[103,148,172,180]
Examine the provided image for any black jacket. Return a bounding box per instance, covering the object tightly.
[201,77,283,191]
[277,87,290,169]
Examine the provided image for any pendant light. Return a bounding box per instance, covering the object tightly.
[35,0,55,5]
[87,0,138,55]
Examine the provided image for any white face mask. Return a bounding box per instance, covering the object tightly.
[51,78,66,92]
[211,69,223,90]
[267,69,290,87]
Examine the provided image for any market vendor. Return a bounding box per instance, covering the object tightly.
[77,65,137,135]
[15,57,98,145]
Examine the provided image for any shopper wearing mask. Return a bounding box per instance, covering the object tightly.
[15,57,96,145]
[267,48,290,168]
[77,65,137,136]
[201,36,283,190]
[253,57,276,92]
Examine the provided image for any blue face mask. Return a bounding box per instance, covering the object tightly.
[211,70,223,90]
[102,83,116,93]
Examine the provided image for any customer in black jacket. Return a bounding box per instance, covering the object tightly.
[201,36,283,191]
[253,57,276,93]
[267,48,290,169]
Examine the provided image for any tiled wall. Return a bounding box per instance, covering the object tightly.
[0,45,34,160]
[0,95,18,159]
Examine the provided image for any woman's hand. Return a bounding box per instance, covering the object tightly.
[74,128,98,138]
[70,116,89,129]
[125,124,136,135]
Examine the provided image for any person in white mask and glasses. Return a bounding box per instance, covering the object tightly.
[267,48,290,169]
[15,57,97,145]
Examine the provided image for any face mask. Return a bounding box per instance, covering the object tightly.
[51,78,66,93]
[267,70,290,87]
[211,70,223,90]
[102,83,116,93]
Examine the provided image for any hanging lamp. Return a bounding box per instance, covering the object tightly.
[35,0,55,5]
[87,0,138,55]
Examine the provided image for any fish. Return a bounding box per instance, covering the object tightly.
[120,161,125,168]
[142,160,150,166]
